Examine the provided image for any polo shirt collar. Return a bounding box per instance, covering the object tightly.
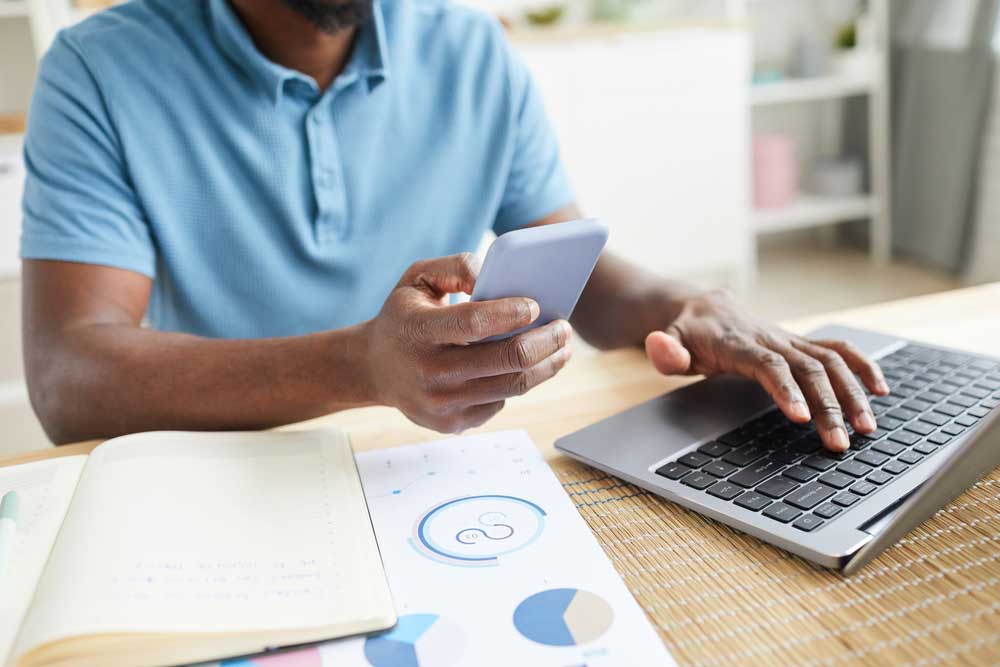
[209,0,390,104]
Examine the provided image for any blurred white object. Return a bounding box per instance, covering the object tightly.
[514,26,752,287]
[807,157,864,198]
[0,135,24,279]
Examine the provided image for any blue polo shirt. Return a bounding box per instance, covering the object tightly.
[21,0,573,338]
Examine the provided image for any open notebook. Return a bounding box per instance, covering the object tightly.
[0,429,395,667]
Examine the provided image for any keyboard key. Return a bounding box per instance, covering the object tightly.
[913,442,938,455]
[961,386,991,399]
[734,491,772,511]
[919,411,950,427]
[802,455,838,471]
[656,462,692,480]
[904,420,936,436]
[955,415,979,428]
[723,444,767,467]
[873,440,906,456]
[771,449,803,465]
[783,465,819,483]
[757,477,800,499]
[880,417,906,431]
[718,428,754,446]
[868,470,893,485]
[942,423,966,436]
[785,482,836,510]
[883,459,909,475]
[919,389,949,404]
[851,481,878,496]
[888,407,919,422]
[969,406,992,418]
[681,471,717,490]
[730,461,785,488]
[762,502,802,523]
[859,427,891,441]
[793,514,825,532]
[934,403,964,418]
[983,397,1000,409]
[707,481,744,500]
[927,432,952,446]
[791,436,823,454]
[698,441,731,458]
[902,398,933,413]
[948,394,978,409]
[679,452,713,468]
[855,450,890,467]
[819,471,854,489]
[889,430,921,446]
[838,460,874,478]
[814,502,843,519]
[898,451,924,465]
[702,460,740,478]
[832,492,861,507]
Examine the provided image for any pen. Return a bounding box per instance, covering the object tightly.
[0,491,19,579]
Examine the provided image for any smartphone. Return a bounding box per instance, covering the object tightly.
[470,218,609,341]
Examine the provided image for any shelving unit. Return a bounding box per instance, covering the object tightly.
[736,0,892,268]
[750,72,874,106]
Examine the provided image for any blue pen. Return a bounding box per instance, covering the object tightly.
[0,491,19,579]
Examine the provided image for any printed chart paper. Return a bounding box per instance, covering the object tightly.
[219,430,673,667]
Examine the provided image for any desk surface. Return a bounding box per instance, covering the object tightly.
[7,282,1000,666]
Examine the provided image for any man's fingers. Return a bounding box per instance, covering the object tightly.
[414,298,540,344]
[462,345,572,403]
[443,320,571,379]
[777,344,851,452]
[729,340,810,423]
[794,340,877,435]
[645,328,692,375]
[401,253,482,297]
[813,339,890,396]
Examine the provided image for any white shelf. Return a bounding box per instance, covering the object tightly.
[753,194,876,234]
[751,73,875,107]
[0,1,29,18]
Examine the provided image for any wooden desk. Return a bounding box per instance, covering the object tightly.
[6,283,1000,666]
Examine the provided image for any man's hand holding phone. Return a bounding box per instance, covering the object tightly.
[365,253,572,434]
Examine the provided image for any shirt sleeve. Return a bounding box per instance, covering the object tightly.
[492,43,575,236]
[20,33,156,278]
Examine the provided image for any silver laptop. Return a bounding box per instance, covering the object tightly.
[555,325,1000,574]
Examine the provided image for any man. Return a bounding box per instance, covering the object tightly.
[21,0,888,450]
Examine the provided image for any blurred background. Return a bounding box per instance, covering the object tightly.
[0,0,997,452]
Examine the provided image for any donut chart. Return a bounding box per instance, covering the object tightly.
[513,588,614,647]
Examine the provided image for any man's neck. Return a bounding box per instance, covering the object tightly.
[229,1,357,91]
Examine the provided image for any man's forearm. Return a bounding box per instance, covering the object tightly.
[28,323,375,444]
[571,251,700,350]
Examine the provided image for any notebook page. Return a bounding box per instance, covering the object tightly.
[0,456,87,665]
[13,430,389,659]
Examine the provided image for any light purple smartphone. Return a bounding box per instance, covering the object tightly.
[470,218,609,341]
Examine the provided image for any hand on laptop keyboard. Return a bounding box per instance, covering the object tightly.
[644,290,890,452]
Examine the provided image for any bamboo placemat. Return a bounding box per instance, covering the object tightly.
[552,458,1000,667]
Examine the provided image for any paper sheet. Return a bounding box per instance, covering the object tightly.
[216,430,673,667]
[0,456,87,665]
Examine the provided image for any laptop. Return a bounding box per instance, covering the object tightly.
[555,325,1000,573]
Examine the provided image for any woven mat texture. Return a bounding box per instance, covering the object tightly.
[552,458,1000,667]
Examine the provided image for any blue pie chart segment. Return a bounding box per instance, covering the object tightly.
[513,588,614,647]
[363,614,464,667]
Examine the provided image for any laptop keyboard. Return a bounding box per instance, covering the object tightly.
[654,344,1000,533]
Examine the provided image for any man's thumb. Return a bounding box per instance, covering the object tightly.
[645,329,692,376]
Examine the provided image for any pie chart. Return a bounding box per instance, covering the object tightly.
[363,613,464,667]
[513,588,614,647]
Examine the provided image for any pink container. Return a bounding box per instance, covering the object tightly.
[753,134,799,209]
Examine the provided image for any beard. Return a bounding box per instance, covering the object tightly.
[279,0,373,33]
